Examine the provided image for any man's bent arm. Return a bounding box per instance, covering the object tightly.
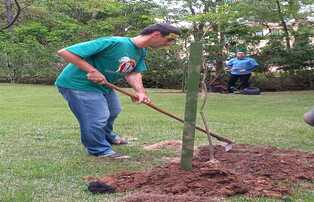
[57,49,106,83]
[125,72,150,103]
[57,49,97,73]
[125,72,145,93]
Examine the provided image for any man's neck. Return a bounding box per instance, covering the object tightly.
[131,35,150,48]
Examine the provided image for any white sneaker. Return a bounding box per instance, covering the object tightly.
[98,152,130,159]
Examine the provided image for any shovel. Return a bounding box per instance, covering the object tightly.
[103,82,233,151]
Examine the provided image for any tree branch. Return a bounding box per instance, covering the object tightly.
[1,0,21,31]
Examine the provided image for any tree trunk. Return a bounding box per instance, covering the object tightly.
[180,42,203,171]
[276,0,291,49]
[4,0,14,31]
[1,0,21,31]
[212,23,225,73]
[217,26,225,73]
[181,38,189,92]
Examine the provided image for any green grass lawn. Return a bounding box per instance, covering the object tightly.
[0,84,313,202]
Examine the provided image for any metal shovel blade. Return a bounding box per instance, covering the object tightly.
[224,143,233,152]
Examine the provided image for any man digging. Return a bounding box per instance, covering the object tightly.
[55,23,180,159]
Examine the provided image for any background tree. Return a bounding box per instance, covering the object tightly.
[0,0,313,90]
[1,0,20,31]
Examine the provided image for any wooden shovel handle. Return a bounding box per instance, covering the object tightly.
[103,82,233,144]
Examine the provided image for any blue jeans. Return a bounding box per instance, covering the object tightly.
[57,87,122,156]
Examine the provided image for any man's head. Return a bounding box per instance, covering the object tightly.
[236,47,247,59]
[140,23,181,48]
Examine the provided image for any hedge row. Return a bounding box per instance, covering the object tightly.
[1,70,314,91]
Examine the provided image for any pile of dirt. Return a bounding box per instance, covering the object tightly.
[93,144,314,201]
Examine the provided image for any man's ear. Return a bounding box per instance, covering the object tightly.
[151,31,162,38]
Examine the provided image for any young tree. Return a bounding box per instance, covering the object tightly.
[181,41,202,170]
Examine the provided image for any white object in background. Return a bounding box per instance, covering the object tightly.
[304,108,314,127]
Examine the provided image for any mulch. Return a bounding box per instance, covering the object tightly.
[89,144,314,201]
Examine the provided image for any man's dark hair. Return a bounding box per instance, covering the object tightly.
[140,23,181,36]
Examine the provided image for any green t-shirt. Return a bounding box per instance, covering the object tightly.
[55,36,147,93]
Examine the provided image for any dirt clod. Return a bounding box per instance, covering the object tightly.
[143,140,181,151]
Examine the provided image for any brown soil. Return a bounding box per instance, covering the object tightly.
[94,144,314,201]
[143,140,182,151]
